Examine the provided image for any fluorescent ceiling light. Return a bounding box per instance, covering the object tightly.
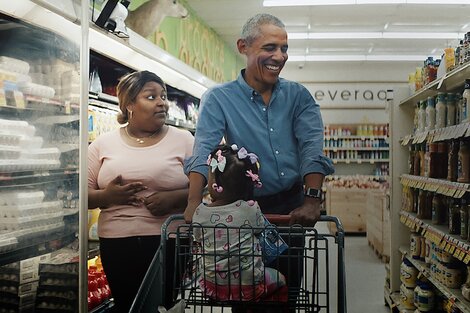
[289,32,463,40]
[264,0,470,6]
[287,54,440,62]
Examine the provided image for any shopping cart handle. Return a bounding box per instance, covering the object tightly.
[264,214,291,225]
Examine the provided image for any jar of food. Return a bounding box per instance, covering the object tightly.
[401,283,416,310]
[432,194,446,225]
[401,258,418,288]
[437,142,448,179]
[410,232,422,259]
[444,262,463,288]
[462,266,470,301]
[415,282,434,312]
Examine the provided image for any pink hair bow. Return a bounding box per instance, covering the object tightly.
[237,147,258,164]
[246,170,262,188]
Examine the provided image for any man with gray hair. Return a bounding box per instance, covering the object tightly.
[185,12,333,226]
[184,13,334,310]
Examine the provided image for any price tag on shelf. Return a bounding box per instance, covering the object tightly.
[464,253,470,265]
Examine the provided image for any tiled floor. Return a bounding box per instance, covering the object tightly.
[343,235,389,313]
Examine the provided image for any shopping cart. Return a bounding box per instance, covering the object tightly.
[129,214,346,313]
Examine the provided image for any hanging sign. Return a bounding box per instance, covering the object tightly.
[303,83,391,108]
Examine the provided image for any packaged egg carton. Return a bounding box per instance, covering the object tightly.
[0,158,59,173]
[0,119,36,137]
[0,211,63,232]
[0,131,42,149]
[13,221,65,242]
[0,191,45,206]
[20,148,60,161]
[0,145,21,159]
[17,82,55,99]
[0,235,18,253]
[0,56,30,75]
[0,280,38,297]
[0,292,36,313]
[0,201,62,219]
[39,250,78,276]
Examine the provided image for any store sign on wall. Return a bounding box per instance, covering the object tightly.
[304,83,391,108]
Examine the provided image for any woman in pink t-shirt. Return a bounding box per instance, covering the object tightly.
[88,70,194,313]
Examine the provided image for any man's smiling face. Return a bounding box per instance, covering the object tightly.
[241,23,288,91]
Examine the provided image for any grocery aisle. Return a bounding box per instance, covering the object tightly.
[343,235,389,313]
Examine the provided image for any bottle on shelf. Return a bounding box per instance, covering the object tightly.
[435,92,446,129]
[418,100,426,132]
[425,96,436,131]
[446,93,456,127]
[462,79,470,123]
[447,140,459,182]
[457,139,470,183]
[448,198,461,235]
[431,193,446,225]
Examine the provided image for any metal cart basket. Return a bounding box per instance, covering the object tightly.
[130,214,346,313]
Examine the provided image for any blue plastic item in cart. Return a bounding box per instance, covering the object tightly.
[259,217,288,265]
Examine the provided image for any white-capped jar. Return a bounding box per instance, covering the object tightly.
[401,258,418,288]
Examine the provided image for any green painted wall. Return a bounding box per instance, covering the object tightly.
[128,0,244,83]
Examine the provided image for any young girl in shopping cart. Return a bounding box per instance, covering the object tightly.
[191,144,287,302]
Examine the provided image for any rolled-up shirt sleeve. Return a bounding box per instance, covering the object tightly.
[294,86,335,178]
[184,89,226,180]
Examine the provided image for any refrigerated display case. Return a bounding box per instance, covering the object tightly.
[0,10,82,313]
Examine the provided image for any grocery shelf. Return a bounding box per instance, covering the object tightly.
[331,158,390,164]
[0,167,79,188]
[324,135,388,140]
[399,247,470,313]
[400,211,470,265]
[0,230,76,267]
[400,174,469,198]
[323,147,389,151]
[399,62,470,108]
[400,122,470,146]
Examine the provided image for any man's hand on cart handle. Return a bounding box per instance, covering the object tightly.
[289,197,322,226]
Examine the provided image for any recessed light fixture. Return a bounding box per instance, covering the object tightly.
[288,32,463,40]
[287,54,441,62]
[264,0,470,6]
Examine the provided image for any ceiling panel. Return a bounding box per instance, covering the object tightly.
[185,0,470,63]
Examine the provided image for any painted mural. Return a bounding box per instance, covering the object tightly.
[128,0,244,83]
